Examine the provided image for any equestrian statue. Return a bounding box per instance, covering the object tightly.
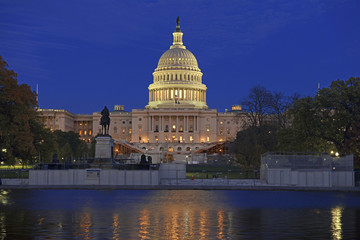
[100,106,110,135]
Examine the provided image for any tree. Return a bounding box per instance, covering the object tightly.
[241,85,273,127]
[278,77,360,167]
[270,91,299,128]
[53,130,89,161]
[231,125,278,168]
[0,55,42,165]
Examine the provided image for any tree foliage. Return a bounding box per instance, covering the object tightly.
[53,130,89,162]
[0,55,40,165]
[231,125,278,168]
[278,77,360,167]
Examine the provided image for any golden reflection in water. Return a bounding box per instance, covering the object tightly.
[217,209,226,240]
[199,210,209,239]
[79,212,92,240]
[112,214,120,240]
[331,206,343,240]
[136,190,232,239]
[0,190,9,206]
[0,213,6,240]
[138,209,150,240]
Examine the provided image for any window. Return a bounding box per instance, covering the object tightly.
[186,147,191,151]
[168,147,173,152]
[190,136,193,142]
[122,121,125,124]
[89,130,92,135]
[114,127,117,133]
[207,136,210,142]
[227,128,230,134]
[122,128,126,134]
[79,130,82,135]
[129,128,132,134]
[177,147,182,152]
[139,118,142,121]
[155,125,159,132]
[139,136,142,141]
[172,124,176,132]
[138,125,142,132]
[84,130,87,135]
[155,136,158,142]
[165,125,169,132]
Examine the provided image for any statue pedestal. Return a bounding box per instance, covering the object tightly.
[95,135,114,160]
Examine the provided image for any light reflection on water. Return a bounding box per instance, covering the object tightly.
[0,189,360,239]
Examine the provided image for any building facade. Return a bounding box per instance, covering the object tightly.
[39,19,248,158]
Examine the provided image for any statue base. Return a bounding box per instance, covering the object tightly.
[95,135,114,160]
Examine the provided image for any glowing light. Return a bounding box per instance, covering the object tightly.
[217,209,226,240]
[138,209,150,240]
[331,206,343,240]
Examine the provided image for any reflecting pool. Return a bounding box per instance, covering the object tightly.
[0,189,360,239]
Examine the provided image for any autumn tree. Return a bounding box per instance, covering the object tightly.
[0,55,42,165]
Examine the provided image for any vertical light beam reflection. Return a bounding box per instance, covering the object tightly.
[331,206,343,240]
[0,213,6,240]
[199,210,208,239]
[138,209,150,240]
[217,209,225,240]
[113,214,120,240]
[79,212,92,240]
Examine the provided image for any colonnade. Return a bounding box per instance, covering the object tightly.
[149,88,206,102]
[147,115,199,133]
[153,72,201,82]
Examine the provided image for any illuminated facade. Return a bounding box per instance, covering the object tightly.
[39,19,247,158]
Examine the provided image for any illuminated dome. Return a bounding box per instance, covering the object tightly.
[147,17,208,109]
[156,48,200,71]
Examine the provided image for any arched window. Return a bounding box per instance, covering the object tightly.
[177,147,182,152]
[168,147,173,152]
[186,147,191,151]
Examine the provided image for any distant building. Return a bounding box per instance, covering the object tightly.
[38,19,248,159]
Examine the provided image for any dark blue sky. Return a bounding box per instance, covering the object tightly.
[1,0,359,114]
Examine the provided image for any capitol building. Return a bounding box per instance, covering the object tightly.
[39,19,247,161]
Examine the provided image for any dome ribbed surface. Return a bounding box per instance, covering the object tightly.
[156,48,200,71]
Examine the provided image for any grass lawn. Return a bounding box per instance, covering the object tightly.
[186,164,259,179]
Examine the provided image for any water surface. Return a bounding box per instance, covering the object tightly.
[1,189,360,239]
